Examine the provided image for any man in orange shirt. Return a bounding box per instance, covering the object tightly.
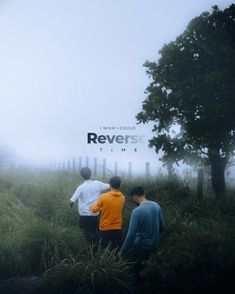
[90,176,125,250]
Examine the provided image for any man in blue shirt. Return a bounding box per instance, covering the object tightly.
[119,186,165,282]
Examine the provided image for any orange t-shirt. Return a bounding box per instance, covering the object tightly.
[90,191,125,231]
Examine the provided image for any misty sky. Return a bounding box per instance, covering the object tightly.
[0,0,232,170]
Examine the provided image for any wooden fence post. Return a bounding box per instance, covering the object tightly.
[94,157,97,176]
[79,157,82,170]
[67,159,71,171]
[128,162,132,178]
[72,157,76,173]
[102,159,106,178]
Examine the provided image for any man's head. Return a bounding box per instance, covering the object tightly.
[130,186,145,205]
[80,167,91,180]
[110,176,121,190]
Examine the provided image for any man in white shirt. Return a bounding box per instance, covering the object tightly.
[69,167,109,244]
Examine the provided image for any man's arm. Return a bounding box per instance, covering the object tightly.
[69,201,74,208]
[119,210,138,255]
[69,186,81,208]
[96,181,110,191]
[90,196,103,213]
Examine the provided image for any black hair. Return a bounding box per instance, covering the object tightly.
[130,186,145,197]
[110,176,121,189]
[80,167,91,180]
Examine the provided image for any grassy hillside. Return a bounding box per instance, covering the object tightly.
[0,168,234,293]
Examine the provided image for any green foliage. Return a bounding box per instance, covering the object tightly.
[10,171,81,226]
[142,216,235,293]
[0,180,84,277]
[138,193,235,293]
[0,168,234,293]
[137,4,235,195]
[19,221,84,274]
[0,194,35,232]
[0,231,31,279]
[41,244,132,294]
[0,177,13,193]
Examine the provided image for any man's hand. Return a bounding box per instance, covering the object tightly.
[69,201,75,208]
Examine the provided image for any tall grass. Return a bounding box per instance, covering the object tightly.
[0,186,84,277]
[41,243,132,294]
[0,231,31,279]
[0,168,234,293]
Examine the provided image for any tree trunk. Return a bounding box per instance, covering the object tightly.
[167,163,175,179]
[197,168,203,201]
[210,156,226,197]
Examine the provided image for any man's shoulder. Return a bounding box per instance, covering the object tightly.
[148,200,161,210]
[81,180,100,187]
[92,180,109,188]
[99,191,110,199]
[130,206,141,220]
[119,192,125,198]
[92,180,102,184]
[76,180,95,191]
[99,191,125,199]
[75,183,84,190]
[134,200,160,211]
[132,205,142,213]
[76,181,89,190]
[149,200,160,206]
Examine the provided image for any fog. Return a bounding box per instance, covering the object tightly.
[0,0,232,171]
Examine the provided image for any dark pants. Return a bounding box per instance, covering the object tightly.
[131,245,155,283]
[99,230,122,250]
[79,215,98,244]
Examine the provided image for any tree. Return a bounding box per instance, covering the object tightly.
[137,5,235,197]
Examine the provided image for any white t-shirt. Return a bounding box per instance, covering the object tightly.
[70,180,109,216]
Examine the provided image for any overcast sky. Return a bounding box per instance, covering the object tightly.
[0,0,232,170]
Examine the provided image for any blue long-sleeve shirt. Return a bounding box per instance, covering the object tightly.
[120,201,164,253]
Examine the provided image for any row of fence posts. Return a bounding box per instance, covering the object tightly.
[55,157,204,200]
[55,156,151,178]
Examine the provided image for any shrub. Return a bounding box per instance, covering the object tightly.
[41,244,132,294]
[0,231,31,279]
[0,168,234,293]
[20,221,84,274]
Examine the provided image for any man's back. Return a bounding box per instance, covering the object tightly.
[90,176,124,249]
[121,200,164,252]
[133,201,164,248]
[91,191,125,230]
[71,180,109,216]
